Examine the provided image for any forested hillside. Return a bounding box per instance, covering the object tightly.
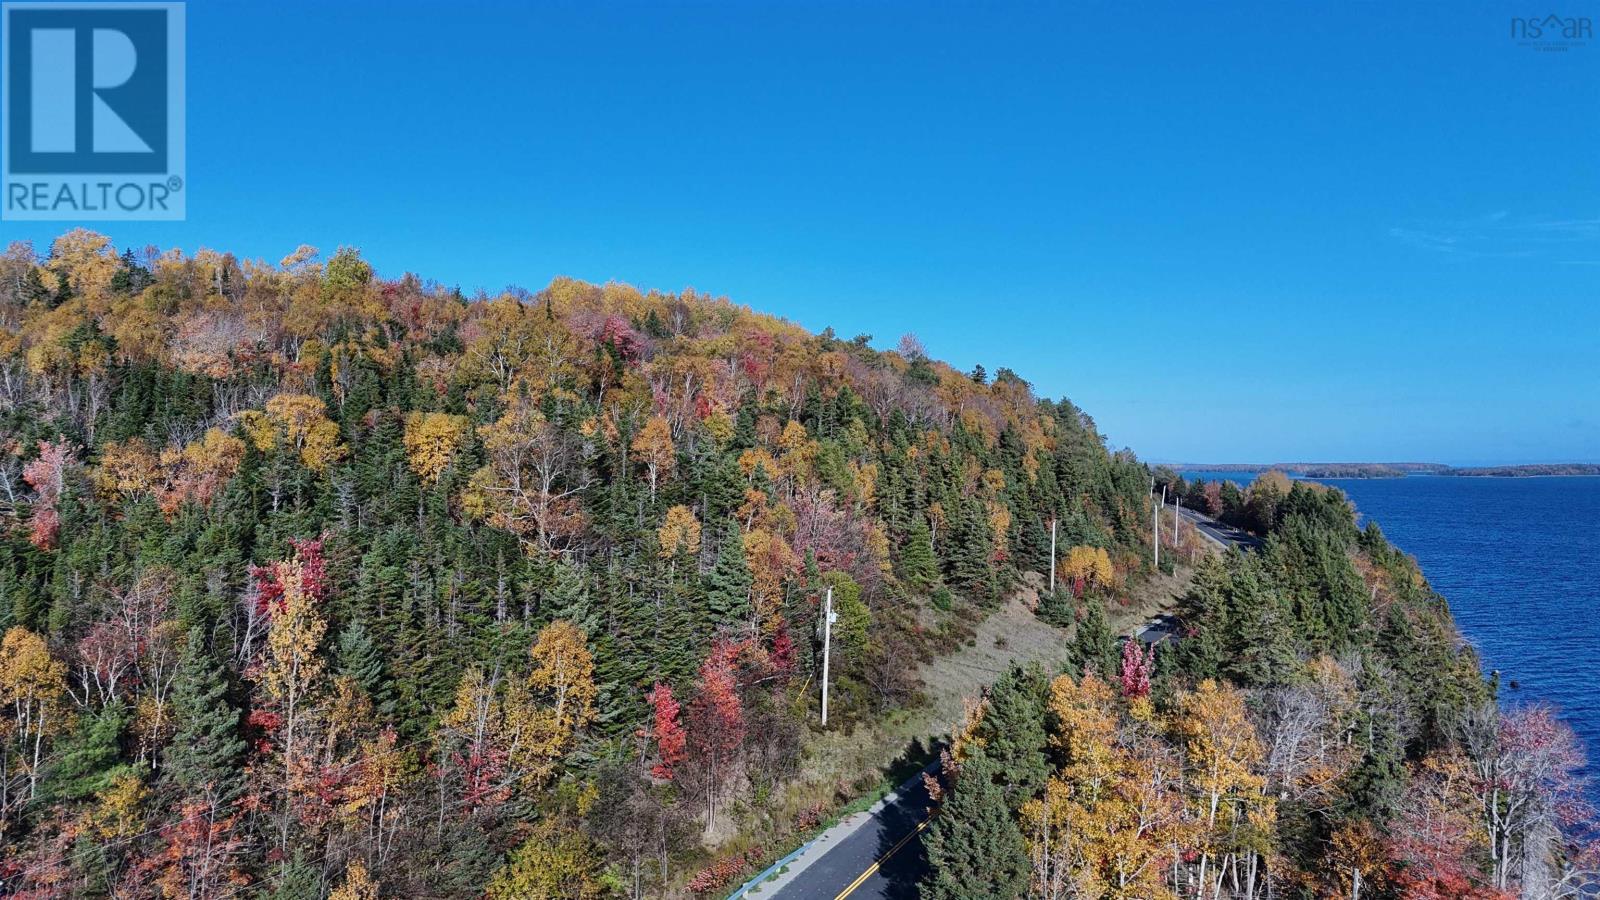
[0,231,1163,897]
[925,473,1596,900]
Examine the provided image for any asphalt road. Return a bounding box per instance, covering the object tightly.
[1172,502,1259,550]
[764,502,1254,900]
[765,770,933,900]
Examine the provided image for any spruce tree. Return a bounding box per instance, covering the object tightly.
[264,851,321,900]
[1070,597,1118,677]
[544,557,597,633]
[703,523,752,629]
[1337,710,1406,824]
[945,502,994,600]
[899,519,938,592]
[164,627,246,802]
[1225,563,1300,687]
[41,699,131,804]
[692,451,744,528]
[976,664,1049,802]
[920,746,1028,900]
[336,621,392,714]
[1171,555,1234,679]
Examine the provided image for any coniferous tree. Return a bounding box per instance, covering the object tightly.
[544,557,596,633]
[920,746,1028,900]
[945,502,994,600]
[264,851,322,900]
[975,664,1049,802]
[1225,563,1300,686]
[1337,710,1406,825]
[1069,597,1118,677]
[899,519,938,592]
[1172,554,1233,679]
[703,523,752,629]
[336,620,392,714]
[40,699,130,804]
[164,627,246,802]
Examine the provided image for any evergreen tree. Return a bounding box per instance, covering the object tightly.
[1171,555,1234,679]
[702,523,752,629]
[40,699,131,804]
[426,821,499,896]
[336,621,392,714]
[1337,710,1406,825]
[1069,597,1118,677]
[945,502,994,601]
[21,266,49,306]
[975,664,1049,802]
[265,851,322,900]
[695,451,746,528]
[899,519,938,592]
[164,627,246,802]
[920,746,1028,900]
[1224,562,1300,686]
[543,556,596,632]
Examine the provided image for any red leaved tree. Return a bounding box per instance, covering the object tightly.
[22,440,74,550]
[644,682,687,780]
[1119,638,1152,700]
[687,642,745,829]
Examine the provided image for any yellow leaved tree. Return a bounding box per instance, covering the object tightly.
[0,626,69,814]
[630,415,675,499]
[258,548,330,851]
[438,620,597,800]
[486,821,606,900]
[403,411,471,482]
[1062,545,1114,591]
[1171,679,1273,898]
[328,859,379,900]
[512,620,597,777]
[1021,673,1192,900]
[657,504,702,560]
[240,393,346,472]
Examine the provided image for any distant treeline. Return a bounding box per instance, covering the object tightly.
[1176,462,1448,478]
[1445,463,1600,477]
[1178,461,1600,478]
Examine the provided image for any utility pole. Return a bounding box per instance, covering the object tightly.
[820,586,837,727]
[1048,517,1057,594]
[1172,489,1180,551]
[1154,486,1163,569]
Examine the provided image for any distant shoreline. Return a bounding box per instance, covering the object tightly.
[1172,462,1600,479]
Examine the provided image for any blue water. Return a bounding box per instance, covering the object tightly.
[1184,472,1600,784]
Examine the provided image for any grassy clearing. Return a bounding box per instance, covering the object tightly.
[713,564,1194,897]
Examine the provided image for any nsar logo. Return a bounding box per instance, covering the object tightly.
[1511,12,1592,50]
[3,2,185,220]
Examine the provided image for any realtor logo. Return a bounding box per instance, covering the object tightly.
[2,2,185,219]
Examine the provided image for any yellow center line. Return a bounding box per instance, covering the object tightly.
[831,816,932,900]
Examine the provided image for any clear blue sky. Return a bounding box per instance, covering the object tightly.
[9,1,1598,465]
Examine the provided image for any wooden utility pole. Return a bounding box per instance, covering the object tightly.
[1048,517,1058,594]
[820,586,836,726]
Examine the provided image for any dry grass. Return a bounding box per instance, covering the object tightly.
[715,563,1196,875]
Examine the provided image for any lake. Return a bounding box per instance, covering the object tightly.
[1182,472,1600,785]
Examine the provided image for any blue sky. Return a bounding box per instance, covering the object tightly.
[8,1,1598,465]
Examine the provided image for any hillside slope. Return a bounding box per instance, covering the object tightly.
[0,232,1169,897]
